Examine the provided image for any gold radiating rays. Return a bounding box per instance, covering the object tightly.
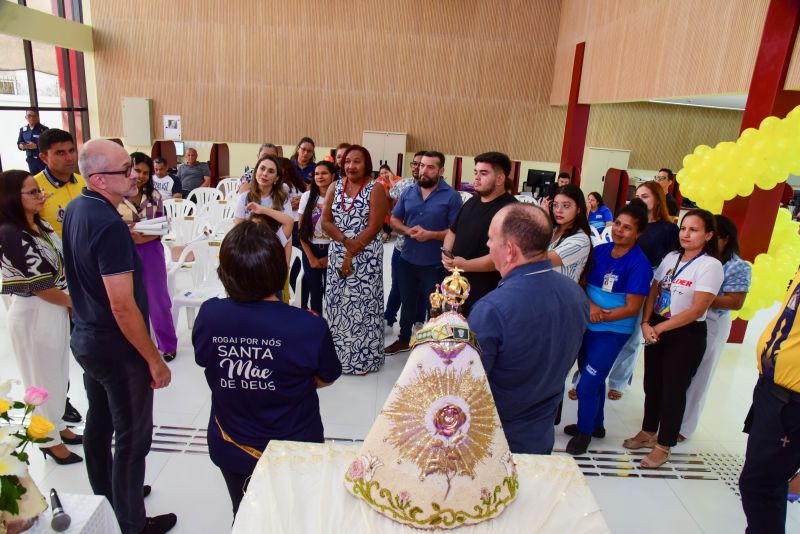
[383,367,497,499]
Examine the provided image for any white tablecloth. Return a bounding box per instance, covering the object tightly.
[232,441,609,533]
[27,494,120,534]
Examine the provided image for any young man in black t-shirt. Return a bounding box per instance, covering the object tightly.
[441,152,517,317]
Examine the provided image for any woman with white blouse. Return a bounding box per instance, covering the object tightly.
[623,209,723,469]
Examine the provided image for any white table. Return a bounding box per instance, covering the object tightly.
[232,441,609,533]
[27,494,120,534]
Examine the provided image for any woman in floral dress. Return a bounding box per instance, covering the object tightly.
[322,145,389,374]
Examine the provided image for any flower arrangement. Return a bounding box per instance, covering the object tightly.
[0,381,53,516]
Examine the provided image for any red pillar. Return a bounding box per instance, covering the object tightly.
[560,42,591,187]
[722,0,800,342]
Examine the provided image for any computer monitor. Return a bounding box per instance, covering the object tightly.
[526,169,556,197]
[174,141,185,157]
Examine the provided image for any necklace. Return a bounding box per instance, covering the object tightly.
[340,178,366,213]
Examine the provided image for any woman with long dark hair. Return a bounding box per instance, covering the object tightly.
[0,169,82,464]
[290,136,316,185]
[680,214,751,440]
[321,145,389,374]
[118,152,178,361]
[546,184,592,284]
[564,201,652,454]
[624,209,723,468]
[298,161,336,314]
[605,181,680,401]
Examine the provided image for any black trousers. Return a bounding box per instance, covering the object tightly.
[642,316,706,447]
[220,469,251,518]
[740,379,800,534]
[74,350,153,534]
[301,243,328,314]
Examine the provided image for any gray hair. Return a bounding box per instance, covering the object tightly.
[78,139,127,188]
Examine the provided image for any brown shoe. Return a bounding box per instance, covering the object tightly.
[623,430,657,450]
[384,340,410,355]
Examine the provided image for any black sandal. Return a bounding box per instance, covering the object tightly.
[163,352,176,362]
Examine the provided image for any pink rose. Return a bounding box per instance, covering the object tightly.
[347,459,364,481]
[481,487,490,500]
[398,491,410,507]
[24,386,48,407]
[433,404,466,437]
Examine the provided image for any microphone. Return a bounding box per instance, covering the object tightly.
[49,488,71,532]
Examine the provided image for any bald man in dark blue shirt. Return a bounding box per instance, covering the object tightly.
[470,203,589,454]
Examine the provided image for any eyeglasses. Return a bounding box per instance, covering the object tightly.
[551,202,575,210]
[410,162,421,167]
[654,175,670,182]
[20,188,45,197]
[88,165,133,179]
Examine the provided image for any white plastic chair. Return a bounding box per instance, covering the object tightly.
[187,187,223,211]
[162,198,196,221]
[170,240,224,329]
[459,191,473,203]
[600,226,613,243]
[211,218,235,238]
[514,194,536,204]
[288,247,304,307]
[589,226,603,246]
[217,178,240,201]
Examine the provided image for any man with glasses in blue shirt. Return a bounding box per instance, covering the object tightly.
[385,151,462,354]
[63,139,176,534]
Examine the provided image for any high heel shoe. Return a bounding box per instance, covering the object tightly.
[622,430,657,450]
[41,447,83,465]
[640,444,671,469]
[60,432,83,445]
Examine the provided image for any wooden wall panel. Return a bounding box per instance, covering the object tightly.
[90,0,567,161]
[551,0,771,105]
[90,0,748,168]
[586,102,742,170]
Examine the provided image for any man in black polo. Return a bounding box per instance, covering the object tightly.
[441,151,516,317]
[63,139,176,534]
[17,109,48,174]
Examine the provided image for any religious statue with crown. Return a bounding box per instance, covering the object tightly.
[344,268,519,529]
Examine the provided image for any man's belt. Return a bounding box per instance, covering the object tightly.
[761,376,800,404]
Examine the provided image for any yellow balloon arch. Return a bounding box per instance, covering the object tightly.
[676,107,800,320]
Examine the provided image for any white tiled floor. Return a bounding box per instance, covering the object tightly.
[1,241,799,533]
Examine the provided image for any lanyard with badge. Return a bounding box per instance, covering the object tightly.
[653,252,705,318]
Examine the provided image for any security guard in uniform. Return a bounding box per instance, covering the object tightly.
[739,270,800,534]
[16,109,48,174]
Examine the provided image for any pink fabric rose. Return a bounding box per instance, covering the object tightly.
[433,404,466,437]
[481,487,490,500]
[24,386,48,407]
[347,459,364,480]
[398,491,410,507]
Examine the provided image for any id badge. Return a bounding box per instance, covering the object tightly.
[602,272,618,292]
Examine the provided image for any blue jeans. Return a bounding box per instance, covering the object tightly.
[397,257,445,343]
[607,305,644,391]
[301,243,328,315]
[74,349,153,534]
[576,330,631,434]
[385,248,426,326]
